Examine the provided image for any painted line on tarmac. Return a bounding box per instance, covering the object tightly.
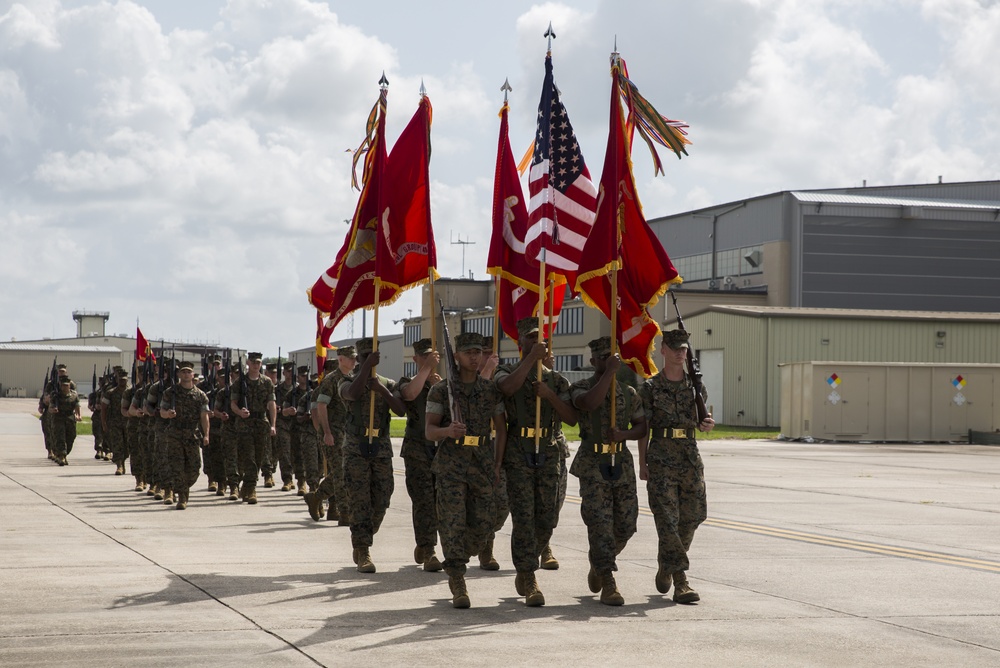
[559,493,1000,574]
[394,474,1000,574]
[703,517,1000,573]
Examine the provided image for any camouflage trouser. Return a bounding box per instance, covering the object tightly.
[297,425,321,490]
[50,416,76,459]
[127,420,143,479]
[156,426,173,490]
[555,456,568,526]
[131,422,150,482]
[105,421,128,467]
[164,428,201,495]
[273,426,294,484]
[402,440,438,550]
[488,469,510,539]
[647,459,707,575]
[436,464,496,575]
[260,433,275,477]
[143,426,156,485]
[205,421,225,484]
[315,431,348,518]
[504,451,561,573]
[576,455,639,575]
[150,426,166,489]
[92,414,103,452]
[41,411,52,452]
[343,449,394,548]
[220,423,240,487]
[236,418,270,492]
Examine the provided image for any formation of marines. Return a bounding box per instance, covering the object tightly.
[37,319,715,609]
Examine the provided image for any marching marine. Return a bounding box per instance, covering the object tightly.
[230,352,277,504]
[495,317,576,606]
[48,377,81,465]
[569,337,646,606]
[160,360,211,510]
[396,338,444,572]
[425,332,508,608]
[339,338,406,573]
[638,329,715,604]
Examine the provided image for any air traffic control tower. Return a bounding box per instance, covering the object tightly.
[73,310,110,338]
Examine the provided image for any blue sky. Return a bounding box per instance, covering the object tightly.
[2,0,998,352]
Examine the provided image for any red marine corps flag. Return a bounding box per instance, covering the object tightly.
[576,50,686,377]
[136,326,155,362]
[379,85,439,296]
[308,77,393,345]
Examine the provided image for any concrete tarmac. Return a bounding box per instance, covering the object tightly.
[2,398,999,667]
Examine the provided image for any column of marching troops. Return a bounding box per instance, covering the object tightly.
[37,317,716,609]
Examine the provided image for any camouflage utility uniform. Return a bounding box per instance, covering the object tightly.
[569,375,642,581]
[639,371,708,576]
[339,371,397,551]
[161,383,210,506]
[496,361,570,575]
[427,375,505,576]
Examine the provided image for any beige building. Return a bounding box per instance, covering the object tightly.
[674,306,1000,428]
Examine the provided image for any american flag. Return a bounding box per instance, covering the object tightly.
[525,52,598,286]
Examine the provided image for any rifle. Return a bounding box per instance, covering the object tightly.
[92,365,98,398]
[238,355,248,410]
[437,299,464,427]
[169,343,177,410]
[224,350,233,416]
[48,356,59,410]
[669,291,709,424]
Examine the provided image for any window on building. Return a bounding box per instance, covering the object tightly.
[552,306,583,335]
[404,324,421,346]
[553,354,583,371]
[461,316,495,337]
[402,361,417,378]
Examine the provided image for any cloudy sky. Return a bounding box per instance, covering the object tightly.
[2,0,998,354]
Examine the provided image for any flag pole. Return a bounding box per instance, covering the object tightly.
[495,77,511,360]
[532,23,557,459]
[608,48,622,470]
[367,72,390,445]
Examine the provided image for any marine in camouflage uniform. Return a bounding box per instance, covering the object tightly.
[88,383,105,460]
[42,365,76,461]
[569,337,647,606]
[305,349,357,523]
[638,329,715,604]
[426,332,507,608]
[160,361,211,510]
[102,369,131,476]
[123,373,142,488]
[260,363,281,487]
[128,369,153,491]
[230,352,277,504]
[396,338,444,572]
[294,377,320,496]
[495,318,576,606]
[214,363,241,500]
[201,360,226,495]
[48,377,81,465]
[144,364,170,501]
[273,362,297,491]
[476,336,509,572]
[338,338,406,573]
[282,367,311,491]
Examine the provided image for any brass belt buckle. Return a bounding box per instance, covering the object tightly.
[365,428,380,437]
[671,428,688,439]
[521,427,548,438]
[594,443,621,454]
[462,436,480,446]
